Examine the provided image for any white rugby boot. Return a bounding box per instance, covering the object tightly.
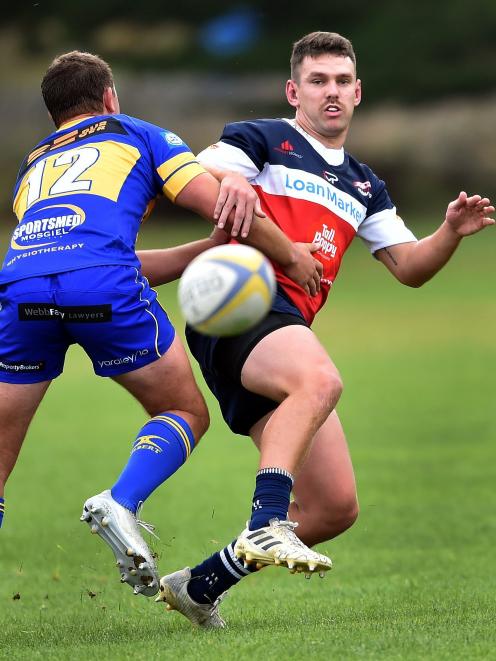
[234,518,332,577]
[156,567,226,629]
[80,490,159,596]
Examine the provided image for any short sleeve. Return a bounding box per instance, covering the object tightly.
[197,141,261,180]
[357,207,417,254]
[357,168,416,253]
[148,126,206,201]
[197,120,269,181]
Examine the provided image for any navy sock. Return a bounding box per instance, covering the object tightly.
[187,539,258,604]
[249,467,294,530]
[111,413,195,513]
[0,497,4,528]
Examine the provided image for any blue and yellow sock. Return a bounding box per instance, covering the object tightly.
[187,539,258,604]
[0,497,4,528]
[249,467,294,530]
[111,413,195,513]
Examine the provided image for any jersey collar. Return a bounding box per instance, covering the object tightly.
[284,118,345,166]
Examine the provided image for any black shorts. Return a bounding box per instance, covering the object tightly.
[186,287,309,435]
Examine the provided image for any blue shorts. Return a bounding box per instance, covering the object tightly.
[186,286,309,435]
[0,265,175,384]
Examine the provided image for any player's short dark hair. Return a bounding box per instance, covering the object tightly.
[290,32,356,81]
[41,51,114,127]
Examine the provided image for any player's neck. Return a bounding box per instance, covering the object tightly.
[58,113,105,130]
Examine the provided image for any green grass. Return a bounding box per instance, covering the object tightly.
[2,220,496,660]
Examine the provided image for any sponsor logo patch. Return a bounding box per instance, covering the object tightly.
[284,173,365,224]
[323,171,338,184]
[97,348,149,368]
[274,140,303,159]
[11,204,86,251]
[132,435,167,454]
[0,359,45,373]
[353,180,372,198]
[18,303,112,323]
[313,223,338,258]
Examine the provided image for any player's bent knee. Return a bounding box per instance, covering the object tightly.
[305,365,343,411]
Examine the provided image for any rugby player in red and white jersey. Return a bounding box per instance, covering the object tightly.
[140,32,494,627]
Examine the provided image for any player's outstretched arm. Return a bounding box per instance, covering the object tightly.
[175,171,322,295]
[137,227,229,287]
[376,192,495,287]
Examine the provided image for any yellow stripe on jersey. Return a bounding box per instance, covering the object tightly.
[54,129,78,145]
[153,415,192,457]
[27,145,50,166]
[13,141,141,219]
[156,152,206,202]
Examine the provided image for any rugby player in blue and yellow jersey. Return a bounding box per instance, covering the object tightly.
[0,51,322,597]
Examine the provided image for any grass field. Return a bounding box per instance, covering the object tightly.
[2,220,495,660]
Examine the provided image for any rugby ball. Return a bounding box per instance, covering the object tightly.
[178,244,276,336]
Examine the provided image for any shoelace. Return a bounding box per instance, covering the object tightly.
[136,502,160,540]
[271,519,328,559]
[209,591,228,619]
[276,521,307,548]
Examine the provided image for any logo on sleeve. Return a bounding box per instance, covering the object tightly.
[353,181,372,198]
[163,132,183,146]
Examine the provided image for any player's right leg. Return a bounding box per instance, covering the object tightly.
[157,316,340,625]
[250,408,359,548]
[231,324,340,572]
[0,274,69,529]
[0,381,51,527]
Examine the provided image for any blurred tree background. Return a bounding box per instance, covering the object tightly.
[1,0,495,222]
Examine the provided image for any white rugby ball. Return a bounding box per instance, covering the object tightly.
[178,244,276,336]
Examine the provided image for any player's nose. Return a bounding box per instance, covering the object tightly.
[325,84,340,98]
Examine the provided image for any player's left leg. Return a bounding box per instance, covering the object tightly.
[157,411,357,626]
[81,337,210,597]
[109,333,209,514]
[74,266,209,596]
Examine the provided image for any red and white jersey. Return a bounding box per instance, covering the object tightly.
[198,118,416,324]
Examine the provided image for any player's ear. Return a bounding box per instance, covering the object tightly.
[286,79,299,108]
[103,86,119,114]
[354,79,362,107]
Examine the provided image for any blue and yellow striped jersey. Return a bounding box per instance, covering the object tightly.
[0,113,206,284]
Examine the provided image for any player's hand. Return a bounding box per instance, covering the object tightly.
[283,242,323,296]
[214,172,266,238]
[444,191,495,237]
